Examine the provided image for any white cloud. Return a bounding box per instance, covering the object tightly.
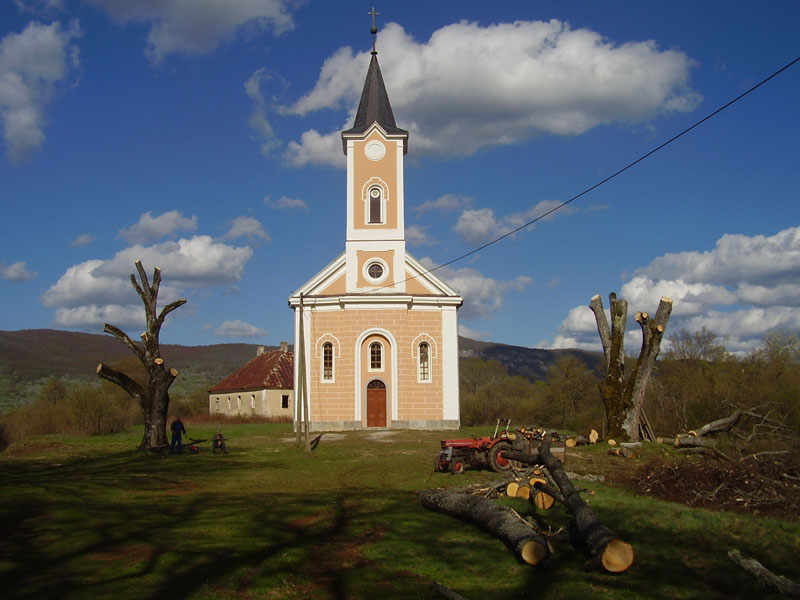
[284,128,343,168]
[458,323,491,340]
[87,0,295,64]
[0,260,38,282]
[42,235,254,332]
[14,1,65,15]
[214,319,267,339]
[0,19,81,163]
[70,233,94,247]
[413,194,472,214]
[53,303,143,330]
[406,224,437,247]
[637,227,800,286]
[266,195,308,211]
[245,68,281,156]
[420,257,531,321]
[549,226,800,354]
[117,210,197,244]
[101,236,253,286]
[283,20,699,165]
[220,216,270,243]
[453,200,570,245]
[42,259,134,307]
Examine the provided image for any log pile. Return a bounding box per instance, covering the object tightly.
[420,434,635,574]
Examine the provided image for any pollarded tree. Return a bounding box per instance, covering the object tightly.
[96,260,186,450]
[589,292,672,441]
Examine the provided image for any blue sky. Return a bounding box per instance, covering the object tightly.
[1,0,799,355]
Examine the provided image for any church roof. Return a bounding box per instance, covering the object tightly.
[341,52,408,152]
[208,347,293,393]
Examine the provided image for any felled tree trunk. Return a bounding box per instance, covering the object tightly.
[590,293,672,441]
[504,437,635,573]
[418,489,551,566]
[97,260,186,450]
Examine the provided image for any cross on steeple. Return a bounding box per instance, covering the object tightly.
[368,7,380,54]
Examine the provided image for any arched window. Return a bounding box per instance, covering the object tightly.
[419,342,430,381]
[369,341,382,370]
[322,342,334,381]
[368,186,382,223]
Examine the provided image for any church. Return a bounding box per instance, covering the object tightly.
[288,25,463,431]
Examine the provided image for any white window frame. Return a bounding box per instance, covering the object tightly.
[362,178,388,226]
[322,341,335,382]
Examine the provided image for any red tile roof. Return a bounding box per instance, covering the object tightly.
[208,348,293,393]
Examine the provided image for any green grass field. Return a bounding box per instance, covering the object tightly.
[1,422,798,599]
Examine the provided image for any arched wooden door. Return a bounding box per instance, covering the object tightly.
[366,379,387,427]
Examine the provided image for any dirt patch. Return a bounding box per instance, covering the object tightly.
[612,452,800,520]
[4,441,73,456]
[365,431,398,441]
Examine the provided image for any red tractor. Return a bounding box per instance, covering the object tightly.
[435,419,518,474]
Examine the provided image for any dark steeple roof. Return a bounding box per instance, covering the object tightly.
[341,52,408,153]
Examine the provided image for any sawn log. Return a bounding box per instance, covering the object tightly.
[418,489,551,566]
[503,438,635,573]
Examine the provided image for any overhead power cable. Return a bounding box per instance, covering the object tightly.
[381,53,800,291]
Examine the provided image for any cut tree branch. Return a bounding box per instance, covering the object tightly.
[102,323,145,361]
[728,550,800,598]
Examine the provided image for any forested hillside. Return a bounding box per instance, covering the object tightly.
[0,329,602,411]
[0,329,275,410]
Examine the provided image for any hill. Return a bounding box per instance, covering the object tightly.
[0,329,602,410]
[459,336,603,380]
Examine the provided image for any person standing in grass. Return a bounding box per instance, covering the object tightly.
[170,416,187,454]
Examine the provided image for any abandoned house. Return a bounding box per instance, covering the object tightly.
[207,343,294,418]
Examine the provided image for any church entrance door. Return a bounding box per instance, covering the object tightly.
[366,379,387,427]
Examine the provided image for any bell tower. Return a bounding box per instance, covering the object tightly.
[340,16,409,294]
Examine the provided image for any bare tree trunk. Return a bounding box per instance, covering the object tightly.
[590,293,672,441]
[97,261,185,450]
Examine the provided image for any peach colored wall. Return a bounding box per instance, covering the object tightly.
[318,272,346,296]
[308,308,444,424]
[405,270,433,295]
[353,131,398,230]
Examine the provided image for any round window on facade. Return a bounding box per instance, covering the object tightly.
[364,259,388,284]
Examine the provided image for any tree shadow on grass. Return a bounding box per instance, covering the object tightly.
[3,448,798,600]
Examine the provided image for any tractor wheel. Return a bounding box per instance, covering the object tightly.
[449,459,466,474]
[434,454,445,472]
[488,442,513,472]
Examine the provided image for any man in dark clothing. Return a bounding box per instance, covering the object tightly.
[212,431,227,454]
[170,417,187,454]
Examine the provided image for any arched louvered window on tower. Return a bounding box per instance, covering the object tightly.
[368,186,382,224]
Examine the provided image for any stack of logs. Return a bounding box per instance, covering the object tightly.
[419,434,635,574]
